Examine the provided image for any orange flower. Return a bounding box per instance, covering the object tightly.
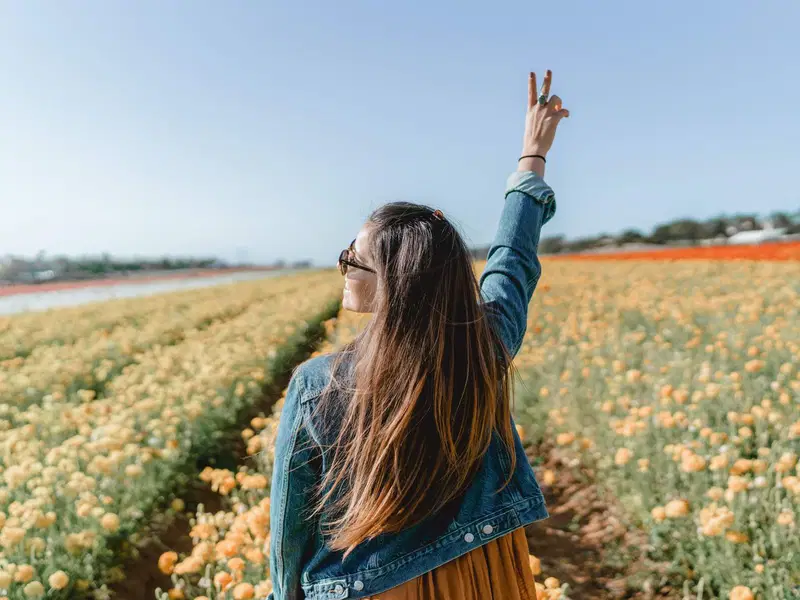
[729,586,754,600]
[174,557,204,575]
[214,572,234,591]
[725,530,749,544]
[555,433,575,446]
[665,499,690,518]
[244,547,265,564]
[228,557,245,572]
[216,539,239,559]
[190,522,217,539]
[528,554,541,575]
[233,583,255,600]
[614,448,632,466]
[158,551,178,575]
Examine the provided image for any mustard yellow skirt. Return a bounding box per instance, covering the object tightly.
[365,527,537,600]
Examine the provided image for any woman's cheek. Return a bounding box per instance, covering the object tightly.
[352,279,376,313]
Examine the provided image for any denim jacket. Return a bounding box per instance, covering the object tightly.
[268,171,556,600]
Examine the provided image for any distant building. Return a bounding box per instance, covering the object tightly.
[727,229,787,245]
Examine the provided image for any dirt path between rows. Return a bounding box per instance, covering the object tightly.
[523,442,678,599]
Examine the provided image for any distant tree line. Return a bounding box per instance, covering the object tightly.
[68,254,221,275]
[0,253,232,284]
[471,210,799,258]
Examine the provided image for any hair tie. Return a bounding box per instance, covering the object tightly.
[431,209,444,221]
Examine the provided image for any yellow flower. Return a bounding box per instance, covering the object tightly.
[125,464,144,477]
[555,433,575,446]
[710,455,729,471]
[777,510,795,527]
[47,571,69,590]
[727,476,749,493]
[544,576,560,589]
[541,470,556,486]
[101,513,120,533]
[729,585,754,600]
[681,453,706,473]
[729,459,752,475]
[0,572,12,588]
[167,589,185,600]
[1,527,26,547]
[614,448,632,466]
[171,498,186,512]
[651,506,666,522]
[241,475,268,490]
[665,499,690,518]
[23,582,45,598]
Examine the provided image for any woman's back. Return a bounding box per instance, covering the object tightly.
[267,70,568,600]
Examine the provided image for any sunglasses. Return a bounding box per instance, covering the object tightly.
[338,239,376,275]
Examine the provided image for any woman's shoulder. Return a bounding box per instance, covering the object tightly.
[293,351,352,402]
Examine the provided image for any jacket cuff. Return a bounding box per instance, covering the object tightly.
[505,171,557,224]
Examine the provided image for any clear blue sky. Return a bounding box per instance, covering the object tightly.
[2,1,798,265]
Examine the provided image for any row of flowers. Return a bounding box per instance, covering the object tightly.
[0,278,304,416]
[0,271,342,599]
[513,259,800,599]
[0,278,285,361]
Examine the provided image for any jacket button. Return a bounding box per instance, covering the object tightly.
[483,524,494,534]
[353,581,364,591]
[464,532,474,542]
[334,584,344,594]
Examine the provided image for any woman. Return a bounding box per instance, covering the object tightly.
[268,70,568,600]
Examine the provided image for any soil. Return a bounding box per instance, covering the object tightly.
[523,442,679,599]
[111,482,225,600]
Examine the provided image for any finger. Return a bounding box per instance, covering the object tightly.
[549,94,563,112]
[556,108,570,119]
[528,72,537,110]
[540,69,552,100]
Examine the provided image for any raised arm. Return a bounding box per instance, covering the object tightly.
[479,70,569,358]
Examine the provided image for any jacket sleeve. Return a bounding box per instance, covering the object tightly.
[479,171,556,359]
[267,372,322,600]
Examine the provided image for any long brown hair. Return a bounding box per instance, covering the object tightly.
[310,202,516,557]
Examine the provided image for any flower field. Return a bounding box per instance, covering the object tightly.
[0,271,342,599]
[549,240,800,262]
[1,256,798,600]
[513,259,800,599]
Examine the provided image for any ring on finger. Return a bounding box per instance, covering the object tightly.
[537,93,548,106]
